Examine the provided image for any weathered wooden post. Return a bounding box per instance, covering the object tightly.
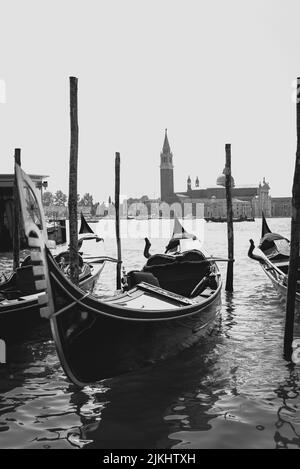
[68,76,79,285]
[225,143,234,292]
[284,77,300,360]
[13,148,21,271]
[115,152,122,290]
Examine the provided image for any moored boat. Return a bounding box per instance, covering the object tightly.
[248,213,300,302]
[14,162,224,386]
[205,215,255,223]
[0,212,105,344]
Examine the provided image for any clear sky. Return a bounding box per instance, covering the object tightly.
[0,0,299,202]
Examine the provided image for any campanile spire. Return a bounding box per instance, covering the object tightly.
[160,129,174,202]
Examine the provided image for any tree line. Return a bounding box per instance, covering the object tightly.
[42,190,95,207]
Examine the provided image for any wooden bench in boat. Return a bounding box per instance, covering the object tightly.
[136,281,215,306]
[136,281,194,305]
[198,287,215,298]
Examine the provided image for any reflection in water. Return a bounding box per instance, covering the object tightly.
[74,325,224,449]
[222,291,237,337]
[274,365,300,449]
[1,218,300,448]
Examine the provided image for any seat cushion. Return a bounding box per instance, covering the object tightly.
[127,271,160,289]
[143,261,211,297]
[15,265,36,295]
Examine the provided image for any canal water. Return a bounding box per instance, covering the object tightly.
[0,218,300,449]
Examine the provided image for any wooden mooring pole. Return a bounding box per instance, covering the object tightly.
[13,148,21,271]
[284,77,300,360]
[68,76,79,285]
[225,143,234,292]
[115,152,122,290]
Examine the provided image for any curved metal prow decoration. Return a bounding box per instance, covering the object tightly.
[172,216,196,240]
[165,217,197,253]
[144,237,152,259]
[15,162,54,318]
[248,239,264,263]
[79,212,94,234]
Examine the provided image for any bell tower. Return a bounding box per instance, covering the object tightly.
[160,129,174,202]
[258,177,271,217]
[187,176,192,192]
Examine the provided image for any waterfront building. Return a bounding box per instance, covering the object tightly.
[0,173,48,251]
[159,130,289,218]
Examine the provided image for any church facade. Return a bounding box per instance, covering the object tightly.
[159,130,290,218]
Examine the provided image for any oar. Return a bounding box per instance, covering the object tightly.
[83,256,119,264]
[205,258,234,263]
[168,257,234,265]
[261,255,286,278]
[175,257,234,264]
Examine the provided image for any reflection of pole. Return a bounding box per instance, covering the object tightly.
[284,77,300,360]
[68,76,79,285]
[274,367,300,448]
[225,144,234,292]
[13,149,21,271]
[115,152,122,290]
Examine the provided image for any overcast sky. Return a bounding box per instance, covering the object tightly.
[0,0,299,201]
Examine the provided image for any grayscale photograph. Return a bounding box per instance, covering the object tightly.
[0,0,300,454]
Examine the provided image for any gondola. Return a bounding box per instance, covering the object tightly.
[76,212,108,264]
[248,213,300,302]
[0,212,105,344]
[14,162,223,386]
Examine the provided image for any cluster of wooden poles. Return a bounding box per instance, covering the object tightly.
[11,75,300,362]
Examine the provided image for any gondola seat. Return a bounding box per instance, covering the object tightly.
[126,270,160,290]
[142,250,211,297]
[15,265,36,295]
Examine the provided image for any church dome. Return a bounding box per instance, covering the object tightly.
[216,168,235,187]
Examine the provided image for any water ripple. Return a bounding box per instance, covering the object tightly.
[0,218,300,448]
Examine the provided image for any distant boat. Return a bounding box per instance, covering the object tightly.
[0,212,106,344]
[248,212,298,302]
[205,215,255,223]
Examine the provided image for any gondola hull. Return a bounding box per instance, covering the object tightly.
[52,298,221,385]
[47,251,222,386]
[248,213,300,304]
[0,294,44,344]
[261,263,300,303]
[0,262,104,344]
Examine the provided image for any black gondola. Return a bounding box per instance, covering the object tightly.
[14,163,223,386]
[248,213,299,302]
[0,202,105,344]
